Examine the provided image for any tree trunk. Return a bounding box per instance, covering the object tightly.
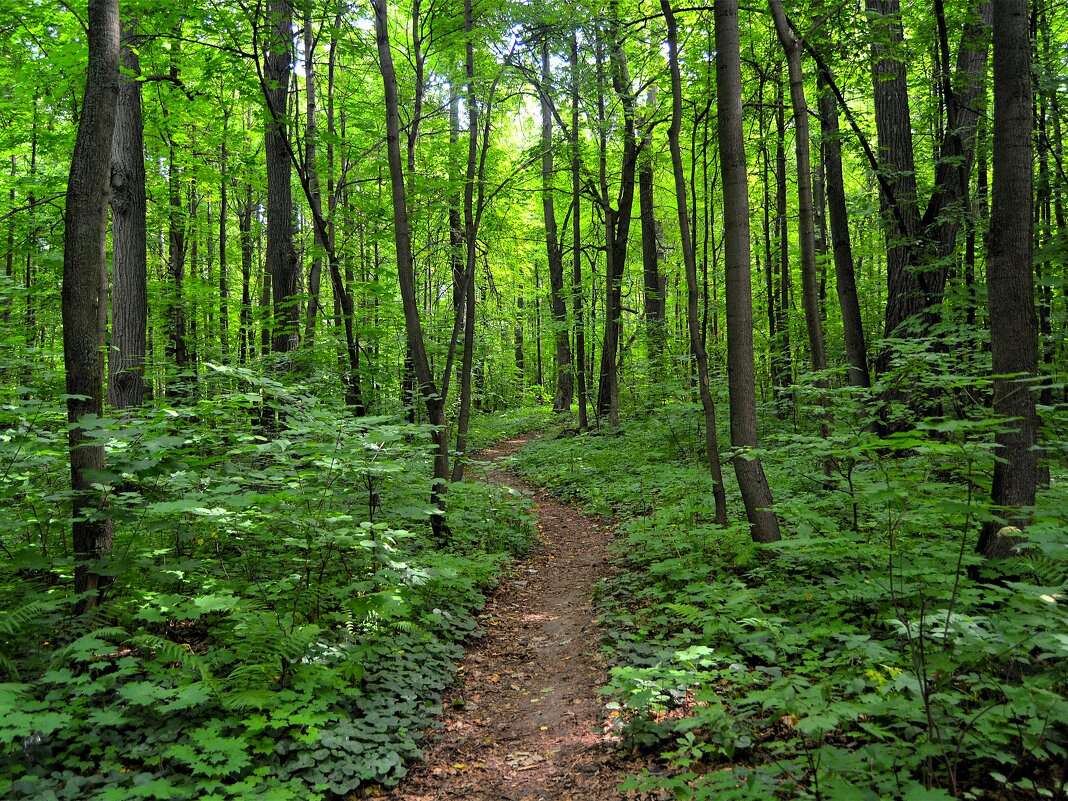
[303,5,323,348]
[773,76,793,412]
[107,23,147,410]
[219,115,230,359]
[770,0,828,379]
[818,69,870,388]
[264,0,299,354]
[541,41,573,413]
[977,0,1038,558]
[238,186,254,365]
[662,0,728,525]
[595,12,638,427]
[373,0,449,536]
[715,0,781,543]
[63,0,119,609]
[639,89,665,375]
[571,33,588,431]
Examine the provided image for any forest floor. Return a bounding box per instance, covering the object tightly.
[387,434,643,801]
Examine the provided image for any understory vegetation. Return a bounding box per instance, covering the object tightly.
[510,380,1068,801]
[0,368,545,800]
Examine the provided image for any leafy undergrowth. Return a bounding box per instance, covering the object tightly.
[0,366,537,800]
[511,396,1068,800]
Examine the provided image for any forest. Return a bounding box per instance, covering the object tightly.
[0,0,1066,798]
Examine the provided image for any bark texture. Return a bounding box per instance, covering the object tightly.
[662,0,728,525]
[977,0,1038,558]
[715,0,780,543]
[264,0,299,354]
[63,0,119,607]
[108,23,147,409]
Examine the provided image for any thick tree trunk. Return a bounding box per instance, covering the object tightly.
[264,0,299,354]
[63,0,119,609]
[108,23,147,410]
[978,0,1038,558]
[541,42,573,413]
[715,0,780,543]
[818,69,870,388]
[662,0,728,525]
[867,0,922,365]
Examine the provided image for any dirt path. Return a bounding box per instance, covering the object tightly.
[388,434,634,801]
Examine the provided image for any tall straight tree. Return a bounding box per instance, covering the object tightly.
[540,39,574,413]
[715,0,781,543]
[978,0,1038,558]
[108,22,147,409]
[63,0,119,608]
[594,7,638,426]
[262,0,299,354]
[818,68,870,388]
[769,0,827,379]
[373,0,449,537]
[570,32,588,431]
[661,0,727,525]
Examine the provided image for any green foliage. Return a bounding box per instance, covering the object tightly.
[513,398,1068,800]
[0,373,536,799]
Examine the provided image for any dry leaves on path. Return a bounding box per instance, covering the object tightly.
[386,435,650,801]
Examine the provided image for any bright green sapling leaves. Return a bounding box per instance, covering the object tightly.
[0,378,536,799]
[513,396,1068,800]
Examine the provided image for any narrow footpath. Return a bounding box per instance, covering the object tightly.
[389,435,635,801]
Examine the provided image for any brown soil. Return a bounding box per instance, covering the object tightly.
[387,434,639,801]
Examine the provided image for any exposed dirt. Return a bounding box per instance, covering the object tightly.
[387,434,639,801]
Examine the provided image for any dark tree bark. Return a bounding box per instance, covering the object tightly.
[595,11,638,427]
[770,0,828,379]
[107,23,147,410]
[570,33,588,431]
[715,0,781,543]
[263,0,299,354]
[238,185,254,365]
[373,0,449,535]
[165,127,189,391]
[662,0,728,525]
[773,76,793,410]
[867,0,991,367]
[541,41,573,413]
[219,113,230,359]
[866,0,922,362]
[63,0,119,609]
[818,69,870,388]
[639,89,665,374]
[977,0,1038,558]
[303,5,323,348]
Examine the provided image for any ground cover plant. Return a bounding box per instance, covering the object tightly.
[0,368,538,800]
[510,388,1068,800]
